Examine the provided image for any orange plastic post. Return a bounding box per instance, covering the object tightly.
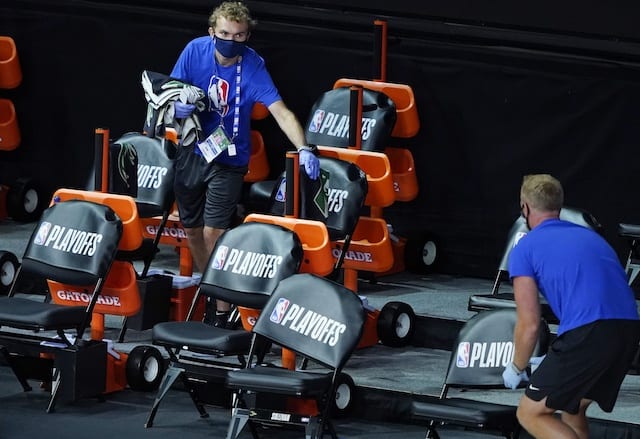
[93,128,110,193]
[349,86,363,150]
[373,20,388,82]
[0,36,22,89]
[91,313,105,341]
[281,348,297,370]
[179,246,193,276]
[284,152,300,218]
[0,98,20,151]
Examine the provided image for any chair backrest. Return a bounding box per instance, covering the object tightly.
[445,309,549,388]
[302,157,368,241]
[21,199,123,286]
[253,273,366,370]
[267,157,367,240]
[112,132,176,218]
[305,86,397,151]
[497,206,603,272]
[199,221,303,309]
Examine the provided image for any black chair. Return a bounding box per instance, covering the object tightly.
[112,132,176,277]
[411,309,550,439]
[0,199,123,412]
[225,273,366,439]
[144,221,304,428]
[112,132,177,340]
[468,206,603,322]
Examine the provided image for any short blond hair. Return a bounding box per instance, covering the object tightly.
[208,1,257,30]
[520,174,564,212]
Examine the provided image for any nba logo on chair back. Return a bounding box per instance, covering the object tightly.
[270,298,290,323]
[456,341,470,368]
[211,245,229,270]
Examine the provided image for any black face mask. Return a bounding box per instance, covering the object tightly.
[214,37,246,58]
[521,203,531,231]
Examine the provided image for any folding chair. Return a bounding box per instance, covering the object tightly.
[144,221,304,428]
[0,198,123,412]
[467,206,602,323]
[225,273,366,439]
[111,131,176,277]
[411,309,550,439]
[110,132,177,340]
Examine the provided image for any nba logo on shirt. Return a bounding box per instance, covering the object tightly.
[308,110,325,133]
[34,222,52,246]
[456,342,470,368]
[211,245,229,270]
[270,298,290,323]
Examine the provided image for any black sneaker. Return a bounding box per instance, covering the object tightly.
[213,311,230,329]
[202,299,217,325]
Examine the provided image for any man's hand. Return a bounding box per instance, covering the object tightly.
[502,362,529,389]
[299,149,320,180]
[174,101,196,119]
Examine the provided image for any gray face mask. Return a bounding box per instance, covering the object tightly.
[214,36,246,58]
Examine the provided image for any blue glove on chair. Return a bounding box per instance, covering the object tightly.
[502,362,529,390]
[174,101,196,119]
[299,148,320,180]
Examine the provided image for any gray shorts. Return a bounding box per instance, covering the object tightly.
[174,145,247,229]
[526,319,640,414]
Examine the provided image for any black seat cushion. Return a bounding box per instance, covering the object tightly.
[412,397,518,430]
[0,297,86,330]
[152,321,252,355]
[226,365,333,397]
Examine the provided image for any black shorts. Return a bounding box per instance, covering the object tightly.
[526,319,640,414]
[174,145,247,229]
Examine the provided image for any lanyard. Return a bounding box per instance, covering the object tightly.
[212,56,242,141]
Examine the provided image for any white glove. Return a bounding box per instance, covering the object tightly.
[502,362,529,390]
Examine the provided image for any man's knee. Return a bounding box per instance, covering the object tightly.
[517,395,550,428]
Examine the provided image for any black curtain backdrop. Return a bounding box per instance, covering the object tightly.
[2,0,640,277]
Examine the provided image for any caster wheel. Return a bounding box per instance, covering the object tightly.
[7,177,44,223]
[404,232,439,273]
[0,251,19,295]
[126,345,165,391]
[377,301,416,347]
[331,372,356,418]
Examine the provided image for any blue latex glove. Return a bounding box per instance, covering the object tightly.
[529,355,546,373]
[502,362,529,390]
[299,149,320,180]
[174,101,196,119]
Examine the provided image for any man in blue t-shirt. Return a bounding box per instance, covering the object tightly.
[170,1,319,327]
[503,174,639,439]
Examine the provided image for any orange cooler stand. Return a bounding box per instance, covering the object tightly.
[0,98,20,151]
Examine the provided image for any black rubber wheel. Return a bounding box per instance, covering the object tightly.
[377,301,416,347]
[331,372,356,418]
[7,177,44,223]
[126,345,165,392]
[0,251,19,295]
[404,232,439,273]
